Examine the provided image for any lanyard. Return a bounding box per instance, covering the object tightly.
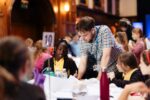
[91,26,100,71]
[95,26,100,63]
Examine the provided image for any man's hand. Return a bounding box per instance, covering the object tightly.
[107,72,115,81]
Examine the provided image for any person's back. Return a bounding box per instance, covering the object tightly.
[34,40,51,72]
[115,32,128,51]
[13,82,45,100]
[35,52,51,72]
[0,66,46,100]
[3,81,45,100]
[0,36,46,100]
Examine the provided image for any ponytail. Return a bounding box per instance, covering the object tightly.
[0,66,16,99]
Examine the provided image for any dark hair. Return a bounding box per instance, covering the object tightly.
[119,18,131,27]
[0,36,30,79]
[117,18,133,40]
[119,21,128,27]
[54,39,69,58]
[76,16,95,32]
[141,50,150,66]
[118,52,138,69]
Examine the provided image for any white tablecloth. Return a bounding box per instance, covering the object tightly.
[42,75,123,100]
[29,75,143,100]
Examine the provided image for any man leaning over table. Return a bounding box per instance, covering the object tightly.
[76,16,122,79]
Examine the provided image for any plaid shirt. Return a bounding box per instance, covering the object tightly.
[80,25,122,72]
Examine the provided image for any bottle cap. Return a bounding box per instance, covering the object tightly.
[62,68,66,72]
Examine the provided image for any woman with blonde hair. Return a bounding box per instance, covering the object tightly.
[34,40,51,72]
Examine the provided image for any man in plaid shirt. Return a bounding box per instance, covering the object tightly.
[76,16,122,79]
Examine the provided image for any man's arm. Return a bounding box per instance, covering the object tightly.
[77,55,87,80]
[98,48,112,78]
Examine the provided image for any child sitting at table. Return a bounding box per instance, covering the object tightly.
[108,52,144,88]
[119,50,150,100]
[42,39,78,77]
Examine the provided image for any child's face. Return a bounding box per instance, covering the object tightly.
[56,43,68,58]
[139,57,150,75]
[132,32,140,40]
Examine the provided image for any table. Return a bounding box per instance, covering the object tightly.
[29,75,143,100]
[42,75,123,100]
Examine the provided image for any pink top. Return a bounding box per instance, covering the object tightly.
[132,39,145,64]
[35,53,52,72]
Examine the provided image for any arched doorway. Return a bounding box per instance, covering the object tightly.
[10,0,56,40]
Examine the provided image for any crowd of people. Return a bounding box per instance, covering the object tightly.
[0,16,150,99]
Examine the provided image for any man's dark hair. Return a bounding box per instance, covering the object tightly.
[76,16,95,32]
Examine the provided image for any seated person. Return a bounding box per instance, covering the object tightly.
[108,52,144,88]
[128,28,145,64]
[42,39,78,77]
[34,40,51,72]
[119,50,150,100]
[0,36,45,100]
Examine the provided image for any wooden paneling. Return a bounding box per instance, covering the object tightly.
[0,0,14,37]
[77,5,120,26]
[50,0,76,41]
[0,0,76,40]
[8,0,56,41]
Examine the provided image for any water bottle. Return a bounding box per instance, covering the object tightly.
[42,67,55,76]
[55,69,62,78]
[100,68,109,100]
[62,68,68,78]
[42,58,55,76]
